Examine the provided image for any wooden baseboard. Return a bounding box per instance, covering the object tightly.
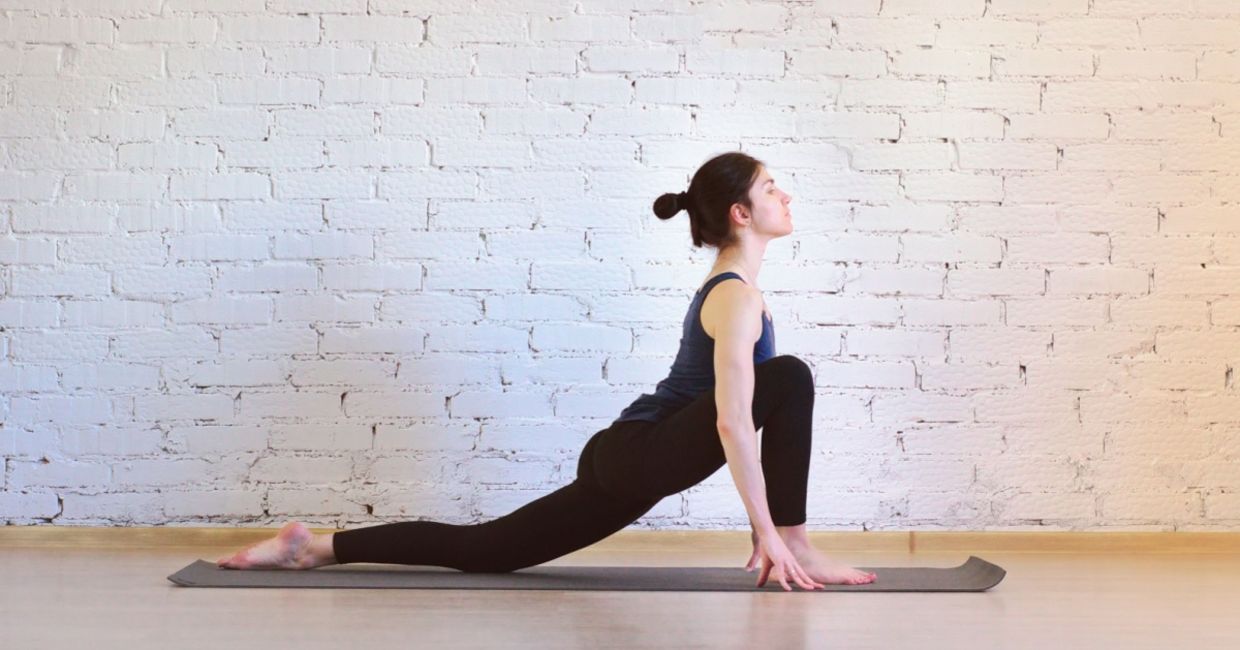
[1,526,1238,553]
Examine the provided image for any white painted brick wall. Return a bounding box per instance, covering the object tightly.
[1,1,1236,533]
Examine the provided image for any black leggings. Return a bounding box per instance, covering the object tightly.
[331,354,815,572]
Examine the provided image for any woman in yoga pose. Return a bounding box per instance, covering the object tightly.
[218,152,877,590]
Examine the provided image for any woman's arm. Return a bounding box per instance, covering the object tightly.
[719,418,777,536]
[708,282,778,536]
[706,280,819,590]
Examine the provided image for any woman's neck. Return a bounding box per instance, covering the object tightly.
[712,253,761,291]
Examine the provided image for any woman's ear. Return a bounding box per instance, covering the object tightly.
[730,203,749,226]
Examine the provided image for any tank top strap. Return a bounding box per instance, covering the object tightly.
[697,271,746,297]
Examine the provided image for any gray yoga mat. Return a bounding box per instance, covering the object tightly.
[168,556,1004,592]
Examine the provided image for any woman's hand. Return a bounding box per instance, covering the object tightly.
[754,530,826,591]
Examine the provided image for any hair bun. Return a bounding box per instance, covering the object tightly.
[652,191,686,220]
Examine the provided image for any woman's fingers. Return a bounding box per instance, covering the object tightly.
[778,563,804,591]
[754,553,824,591]
[787,564,807,590]
[789,562,818,590]
[794,563,814,588]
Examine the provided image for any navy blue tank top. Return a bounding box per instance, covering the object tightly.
[613,272,776,425]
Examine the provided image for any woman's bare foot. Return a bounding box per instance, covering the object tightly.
[216,522,332,570]
[786,539,876,585]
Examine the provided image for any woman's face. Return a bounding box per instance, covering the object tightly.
[743,167,793,239]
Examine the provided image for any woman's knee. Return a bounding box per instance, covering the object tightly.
[764,354,814,394]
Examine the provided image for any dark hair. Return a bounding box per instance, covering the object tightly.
[653,151,764,249]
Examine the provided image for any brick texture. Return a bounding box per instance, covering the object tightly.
[0,1,1233,531]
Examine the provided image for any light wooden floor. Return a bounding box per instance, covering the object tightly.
[2,531,1239,649]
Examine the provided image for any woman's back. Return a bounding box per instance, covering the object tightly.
[612,271,776,425]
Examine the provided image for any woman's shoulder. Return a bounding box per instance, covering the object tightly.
[698,277,763,340]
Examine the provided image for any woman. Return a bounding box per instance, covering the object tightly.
[218,152,877,591]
